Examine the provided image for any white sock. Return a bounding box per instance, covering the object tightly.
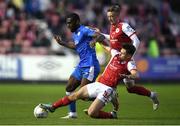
[66,92,72,96]
[69,112,77,116]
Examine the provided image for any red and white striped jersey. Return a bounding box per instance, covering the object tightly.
[110,22,136,51]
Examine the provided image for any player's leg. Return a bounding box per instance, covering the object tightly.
[63,66,100,118]
[86,83,117,119]
[62,65,86,118]
[87,98,106,117]
[39,75,80,113]
[80,66,100,100]
[65,75,81,118]
[80,77,92,88]
[123,78,159,110]
[82,66,100,83]
[40,85,90,113]
[87,99,117,119]
[124,78,151,96]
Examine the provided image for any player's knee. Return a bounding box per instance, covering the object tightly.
[69,93,79,101]
[88,109,98,118]
[66,85,75,92]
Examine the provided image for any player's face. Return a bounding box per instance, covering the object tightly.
[66,18,79,32]
[119,48,130,60]
[107,11,119,25]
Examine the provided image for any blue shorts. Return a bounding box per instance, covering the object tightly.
[71,65,100,82]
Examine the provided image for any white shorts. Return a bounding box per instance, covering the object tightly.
[86,82,114,104]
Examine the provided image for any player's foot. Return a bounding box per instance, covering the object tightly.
[39,103,55,113]
[151,92,159,111]
[110,111,118,119]
[61,112,77,119]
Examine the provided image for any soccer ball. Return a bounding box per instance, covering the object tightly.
[34,104,48,118]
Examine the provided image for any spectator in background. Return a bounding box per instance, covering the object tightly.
[175,34,180,55]
[0,0,179,56]
[147,38,160,58]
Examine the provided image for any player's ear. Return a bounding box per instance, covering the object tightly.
[75,19,80,25]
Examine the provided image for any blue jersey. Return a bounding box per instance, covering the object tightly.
[72,25,99,67]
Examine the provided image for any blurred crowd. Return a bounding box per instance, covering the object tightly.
[0,0,179,57]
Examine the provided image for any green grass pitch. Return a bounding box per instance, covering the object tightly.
[0,83,180,125]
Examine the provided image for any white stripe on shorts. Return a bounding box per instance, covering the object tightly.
[87,66,94,81]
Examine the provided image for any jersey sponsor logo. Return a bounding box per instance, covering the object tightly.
[111,33,115,39]
[110,39,118,42]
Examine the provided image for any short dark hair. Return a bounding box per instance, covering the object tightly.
[122,43,136,56]
[107,4,121,13]
[66,13,80,22]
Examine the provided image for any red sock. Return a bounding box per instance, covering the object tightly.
[52,96,72,109]
[127,85,151,97]
[98,111,113,118]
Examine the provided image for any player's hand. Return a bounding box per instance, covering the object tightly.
[93,27,101,33]
[88,26,101,33]
[90,41,96,48]
[120,74,129,78]
[54,35,62,44]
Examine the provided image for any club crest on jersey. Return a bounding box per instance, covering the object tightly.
[74,40,78,45]
[116,28,120,33]
[121,61,126,64]
[77,32,81,36]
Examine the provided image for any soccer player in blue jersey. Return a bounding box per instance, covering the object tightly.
[54,13,105,118]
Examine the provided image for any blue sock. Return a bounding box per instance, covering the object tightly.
[69,101,76,112]
[66,92,76,113]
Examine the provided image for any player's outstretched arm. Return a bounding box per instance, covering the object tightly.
[88,26,110,40]
[90,33,106,47]
[120,69,139,80]
[101,33,110,40]
[90,32,110,53]
[54,35,76,49]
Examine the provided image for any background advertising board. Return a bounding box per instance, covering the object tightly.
[136,57,180,80]
[21,55,78,81]
[0,54,78,81]
[0,55,22,79]
[1,55,179,81]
